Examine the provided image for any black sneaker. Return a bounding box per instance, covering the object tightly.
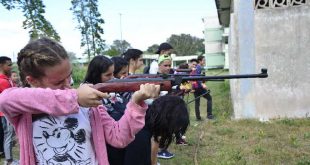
[157,150,175,159]
[176,138,189,146]
[207,115,214,119]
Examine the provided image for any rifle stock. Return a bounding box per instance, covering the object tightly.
[93,79,172,92]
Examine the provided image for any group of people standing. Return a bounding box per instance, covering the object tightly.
[143,43,214,161]
[0,38,187,165]
[0,38,213,165]
[147,42,213,121]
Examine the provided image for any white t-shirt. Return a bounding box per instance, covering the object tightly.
[149,60,159,74]
[32,107,97,165]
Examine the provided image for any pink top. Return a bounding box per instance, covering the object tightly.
[0,74,14,116]
[0,87,148,165]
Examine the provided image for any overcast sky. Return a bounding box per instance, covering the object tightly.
[0,0,217,60]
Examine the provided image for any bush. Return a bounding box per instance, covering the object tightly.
[72,64,87,87]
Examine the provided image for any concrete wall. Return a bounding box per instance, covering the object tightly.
[229,0,260,119]
[229,0,310,119]
[254,4,310,119]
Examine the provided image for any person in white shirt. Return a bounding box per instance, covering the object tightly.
[148,43,173,74]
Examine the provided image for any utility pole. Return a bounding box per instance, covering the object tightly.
[119,13,123,41]
[119,13,124,53]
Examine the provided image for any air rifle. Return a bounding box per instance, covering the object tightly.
[93,68,268,93]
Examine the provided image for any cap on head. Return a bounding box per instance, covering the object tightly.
[158,54,172,65]
[155,43,173,54]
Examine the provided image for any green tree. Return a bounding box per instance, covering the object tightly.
[1,0,60,41]
[104,47,119,57]
[71,0,105,61]
[67,51,77,62]
[167,34,204,56]
[146,44,159,54]
[112,40,131,54]
[104,40,131,57]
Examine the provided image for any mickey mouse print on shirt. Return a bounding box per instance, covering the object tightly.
[32,108,97,165]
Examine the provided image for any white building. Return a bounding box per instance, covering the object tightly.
[202,16,229,69]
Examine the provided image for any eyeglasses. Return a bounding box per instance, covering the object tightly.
[163,65,171,67]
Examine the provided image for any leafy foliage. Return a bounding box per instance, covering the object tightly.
[67,51,77,62]
[112,40,131,54]
[167,33,204,56]
[146,44,159,54]
[71,0,105,60]
[104,47,119,57]
[104,40,131,56]
[72,64,87,87]
[1,0,60,41]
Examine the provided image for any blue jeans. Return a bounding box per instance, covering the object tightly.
[1,117,14,160]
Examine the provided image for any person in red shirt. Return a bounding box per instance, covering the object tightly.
[0,56,18,165]
[0,56,13,92]
[0,56,12,158]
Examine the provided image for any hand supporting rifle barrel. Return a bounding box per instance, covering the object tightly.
[93,68,268,93]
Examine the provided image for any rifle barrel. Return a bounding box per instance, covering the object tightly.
[125,74,203,79]
[182,68,268,81]
[182,73,267,81]
[93,68,268,92]
[173,68,267,85]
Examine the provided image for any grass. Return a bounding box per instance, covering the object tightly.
[163,118,310,165]
[158,69,310,165]
[3,69,310,165]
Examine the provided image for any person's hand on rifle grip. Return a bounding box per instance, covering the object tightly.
[131,84,160,105]
[77,84,110,107]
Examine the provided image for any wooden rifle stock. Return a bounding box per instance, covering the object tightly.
[93,79,172,92]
